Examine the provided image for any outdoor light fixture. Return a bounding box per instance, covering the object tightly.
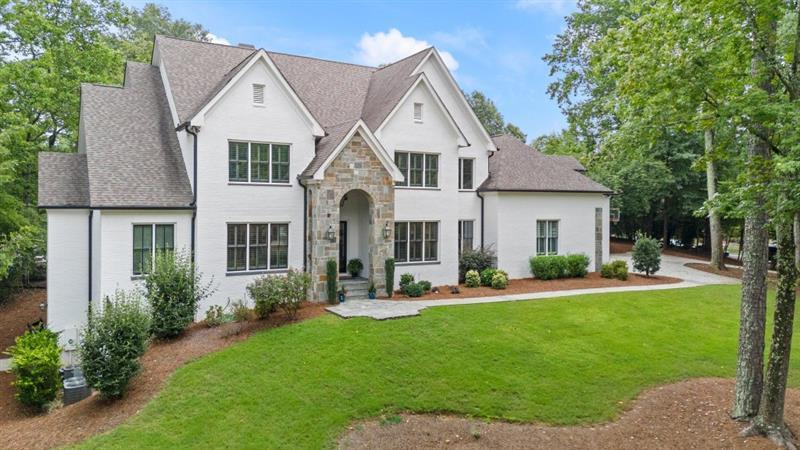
[326,224,336,242]
[383,222,391,239]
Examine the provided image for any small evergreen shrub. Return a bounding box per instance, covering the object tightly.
[385,258,395,297]
[281,269,311,320]
[399,273,415,292]
[247,275,283,319]
[480,268,497,286]
[565,254,590,278]
[204,305,225,327]
[529,255,568,280]
[491,272,508,289]
[7,326,61,410]
[601,260,629,280]
[458,246,496,281]
[404,282,424,297]
[347,259,363,277]
[80,290,151,399]
[145,252,215,339]
[464,270,481,288]
[632,235,661,276]
[418,280,432,292]
[326,259,338,304]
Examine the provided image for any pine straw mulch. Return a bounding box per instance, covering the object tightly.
[0,302,327,450]
[0,288,47,353]
[385,272,682,302]
[339,378,799,450]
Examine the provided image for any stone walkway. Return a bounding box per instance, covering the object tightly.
[326,253,738,320]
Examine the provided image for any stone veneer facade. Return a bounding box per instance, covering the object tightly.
[306,131,395,301]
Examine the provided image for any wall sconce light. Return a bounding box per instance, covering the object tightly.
[383,222,391,239]
[326,224,336,242]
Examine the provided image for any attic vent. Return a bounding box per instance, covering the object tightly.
[238,43,255,49]
[253,84,265,105]
[413,102,423,122]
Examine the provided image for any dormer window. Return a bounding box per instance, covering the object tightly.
[253,84,265,105]
[413,102,423,122]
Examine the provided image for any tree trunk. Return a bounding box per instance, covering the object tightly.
[794,212,799,271]
[706,129,725,270]
[743,214,798,449]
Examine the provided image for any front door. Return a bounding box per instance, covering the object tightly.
[339,221,347,273]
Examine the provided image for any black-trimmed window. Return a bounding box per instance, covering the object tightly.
[228,141,291,184]
[458,220,474,255]
[394,221,438,263]
[394,151,438,188]
[459,158,474,190]
[133,224,174,275]
[536,220,559,255]
[227,223,289,272]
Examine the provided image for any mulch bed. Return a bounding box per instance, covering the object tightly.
[0,302,327,450]
[385,272,682,302]
[339,378,800,450]
[0,289,47,353]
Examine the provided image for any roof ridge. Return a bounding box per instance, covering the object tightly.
[155,34,255,51]
[267,50,376,70]
[373,47,433,73]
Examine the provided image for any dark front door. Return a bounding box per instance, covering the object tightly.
[339,221,347,273]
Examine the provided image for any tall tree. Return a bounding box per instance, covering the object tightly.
[116,3,210,63]
[465,90,528,141]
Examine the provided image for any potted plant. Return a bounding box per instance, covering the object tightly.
[337,286,347,303]
[367,282,377,300]
[347,258,363,277]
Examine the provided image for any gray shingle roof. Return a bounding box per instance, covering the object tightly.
[549,155,586,172]
[301,119,359,178]
[480,135,612,194]
[80,61,193,208]
[361,49,429,130]
[38,152,89,207]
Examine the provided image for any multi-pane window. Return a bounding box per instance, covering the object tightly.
[227,223,289,272]
[536,220,559,255]
[228,141,290,184]
[459,158,474,190]
[133,224,174,275]
[394,151,438,188]
[394,221,438,263]
[458,220,474,255]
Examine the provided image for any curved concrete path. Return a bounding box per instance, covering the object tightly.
[326,253,738,320]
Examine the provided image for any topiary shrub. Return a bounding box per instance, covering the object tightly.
[281,269,311,320]
[632,234,661,276]
[145,252,215,339]
[80,290,151,399]
[326,259,338,304]
[399,273,415,292]
[458,246,496,281]
[385,258,395,298]
[404,282,424,297]
[529,255,567,280]
[247,275,283,319]
[418,280,432,292]
[347,259,363,277]
[464,270,481,288]
[491,271,508,289]
[7,326,61,410]
[601,260,629,280]
[565,254,590,278]
[480,268,497,286]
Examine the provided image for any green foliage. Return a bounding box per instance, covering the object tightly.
[479,268,497,286]
[601,260,629,281]
[325,259,338,305]
[399,273,414,292]
[368,282,376,294]
[529,255,568,280]
[80,290,151,399]
[385,258,395,298]
[0,225,45,302]
[346,259,363,277]
[7,326,61,409]
[418,280,432,293]
[565,254,590,278]
[115,3,210,63]
[464,270,481,288]
[491,272,508,289]
[280,269,311,320]
[144,252,215,339]
[465,90,526,141]
[247,275,282,319]
[458,247,495,281]
[204,305,225,327]
[231,299,253,323]
[632,235,661,276]
[403,282,424,298]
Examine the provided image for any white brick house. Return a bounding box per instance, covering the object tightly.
[38,36,611,346]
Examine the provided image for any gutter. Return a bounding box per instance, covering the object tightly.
[300,178,307,271]
[88,209,93,317]
[178,122,199,263]
[476,191,484,249]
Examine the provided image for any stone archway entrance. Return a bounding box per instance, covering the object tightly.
[339,189,371,277]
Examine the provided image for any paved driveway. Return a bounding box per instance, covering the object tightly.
[326,254,738,320]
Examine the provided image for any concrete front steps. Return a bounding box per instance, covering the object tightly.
[340,276,370,300]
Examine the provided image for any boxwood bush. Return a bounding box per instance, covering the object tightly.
[399,273,415,292]
[458,247,495,281]
[491,271,508,289]
[601,260,629,280]
[7,326,61,410]
[403,282,424,297]
[464,270,481,288]
[565,254,590,278]
[418,280,432,292]
[479,268,497,286]
[529,255,566,280]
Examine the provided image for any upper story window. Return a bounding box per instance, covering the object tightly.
[413,102,423,122]
[252,84,265,105]
[228,141,291,184]
[536,220,559,256]
[133,224,174,275]
[394,151,438,188]
[458,158,474,190]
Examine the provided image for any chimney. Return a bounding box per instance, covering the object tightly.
[238,43,255,49]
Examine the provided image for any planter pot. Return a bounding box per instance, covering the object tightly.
[368,292,376,300]
[338,293,346,303]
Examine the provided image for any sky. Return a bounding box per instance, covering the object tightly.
[124,0,578,140]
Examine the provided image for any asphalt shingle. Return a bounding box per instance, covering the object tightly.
[38,153,89,207]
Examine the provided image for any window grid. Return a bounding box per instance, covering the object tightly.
[228,141,291,184]
[393,221,439,263]
[536,220,559,256]
[133,224,174,275]
[394,151,438,188]
[227,223,289,272]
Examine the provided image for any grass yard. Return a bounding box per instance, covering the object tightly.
[78,285,800,449]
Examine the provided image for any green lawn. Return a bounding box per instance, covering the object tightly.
[79,285,800,449]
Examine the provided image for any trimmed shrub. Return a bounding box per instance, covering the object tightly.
[529,255,567,280]
[491,272,508,289]
[419,280,432,292]
[80,290,151,399]
[347,259,363,277]
[601,260,629,280]
[565,254,590,278]
[404,282,424,297]
[281,269,311,320]
[399,273,415,292]
[7,326,61,410]
[385,258,395,298]
[632,235,661,276]
[480,268,497,286]
[145,252,215,339]
[326,259,338,304]
[464,270,481,288]
[204,305,225,327]
[458,246,496,281]
[247,275,283,319]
